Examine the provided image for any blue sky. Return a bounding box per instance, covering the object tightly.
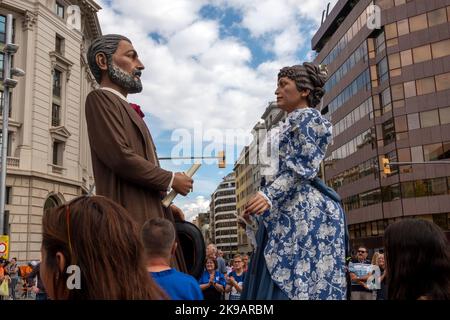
[96,0,338,221]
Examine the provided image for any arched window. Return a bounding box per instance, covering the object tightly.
[44,195,60,214]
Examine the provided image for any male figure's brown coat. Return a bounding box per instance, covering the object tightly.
[85,89,172,225]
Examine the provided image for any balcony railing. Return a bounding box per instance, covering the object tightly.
[0,157,20,168]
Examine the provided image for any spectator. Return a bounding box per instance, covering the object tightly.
[375,253,387,300]
[206,244,217,259]
[27,262,47,300]
[0,259,10,300]
[40,195,167,300]
[371,252,380,266]
[348,246,374,300]
[242,254,249,273]
[198,258,226,300]
[216,250,227,275]
[225,254,246,300]
[19,263,34,299]
[141,218,203,300]
[6,257,19,300]
[384,219,450,300]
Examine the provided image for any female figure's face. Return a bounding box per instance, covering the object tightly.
[275,77,309,112]
[206,259,215,272]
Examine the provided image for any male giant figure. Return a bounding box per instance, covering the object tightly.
[85,34,193,270]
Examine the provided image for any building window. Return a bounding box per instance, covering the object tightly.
[0,15,5,43]
[412,44,432,64]
[52,104,61,126]
[423,143,443,161]
[435,72,450,91]
[397,18,409,36]
[441,142,450,160]
[377,58,388,84]
[44,195,60,214]
[411,146,424,162]
[0,90,12,118]
[0,53,4,80]
[375,32,386,54]
[55,2,65,19]
[420,110,439,128]
[401,181,415,198]
[5,186,11,204]
[55,35,64,55]
[430,178,447,196]
[52,140,64,166]
[380,87,391,113]
[409,13,428,33]
[427,8,447,28]
[382,119,395,146]
[432,39,450,59]
[416,77,436,95]
[407,113,420,130]
[400,49,413,66]
[403,81,416,98]
[0,130,12,156]
[53,69,62,98]
[440,107,450,125]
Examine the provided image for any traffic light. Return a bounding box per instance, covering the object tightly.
[218,151,226,168]
[382,157,391,174]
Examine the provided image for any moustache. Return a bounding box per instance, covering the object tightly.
[133,69,142,78]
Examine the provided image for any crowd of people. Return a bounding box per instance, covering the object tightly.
[1,197,449,300]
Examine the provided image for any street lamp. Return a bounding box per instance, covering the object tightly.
[0,14,25,235]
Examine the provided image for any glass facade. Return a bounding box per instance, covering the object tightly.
[314,1,450,247]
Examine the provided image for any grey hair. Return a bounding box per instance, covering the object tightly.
[87,34,131,84]
[278,62,328,108]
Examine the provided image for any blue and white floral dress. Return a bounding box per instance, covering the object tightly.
[243,107,347,300]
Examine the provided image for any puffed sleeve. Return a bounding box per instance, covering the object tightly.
[260,110,332,219]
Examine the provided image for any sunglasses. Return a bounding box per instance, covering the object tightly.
[358,250,367,253]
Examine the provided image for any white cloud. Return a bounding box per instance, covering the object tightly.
[177,195,211,222]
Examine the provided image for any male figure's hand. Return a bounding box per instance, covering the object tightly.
[172,172,193,196]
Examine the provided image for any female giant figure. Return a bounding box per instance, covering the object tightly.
[242,63,347,300]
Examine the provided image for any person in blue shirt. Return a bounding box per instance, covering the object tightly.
[225,254,246,300]
[198,258,226,300]
[141,218,203,300]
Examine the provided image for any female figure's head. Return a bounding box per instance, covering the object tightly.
[205,258,218,273]
[384,219,450,300]
[275,62,327,113]
[41,195,167,300]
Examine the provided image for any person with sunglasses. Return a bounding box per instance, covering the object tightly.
[348,247,374,300]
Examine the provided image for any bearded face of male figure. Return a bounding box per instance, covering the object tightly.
[107,58,143,94]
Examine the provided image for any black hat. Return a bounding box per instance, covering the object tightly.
[175,221,205,280]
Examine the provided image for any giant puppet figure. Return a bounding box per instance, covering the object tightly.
[85,34,193,271]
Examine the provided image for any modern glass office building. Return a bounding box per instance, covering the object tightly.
[312,0,450,249]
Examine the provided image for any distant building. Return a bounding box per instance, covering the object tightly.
[312,0,450,249]
[210,172,237,257]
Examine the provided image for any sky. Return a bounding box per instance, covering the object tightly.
[96,0,338,222]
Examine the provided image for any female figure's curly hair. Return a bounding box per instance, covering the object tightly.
[278,62,328,108]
